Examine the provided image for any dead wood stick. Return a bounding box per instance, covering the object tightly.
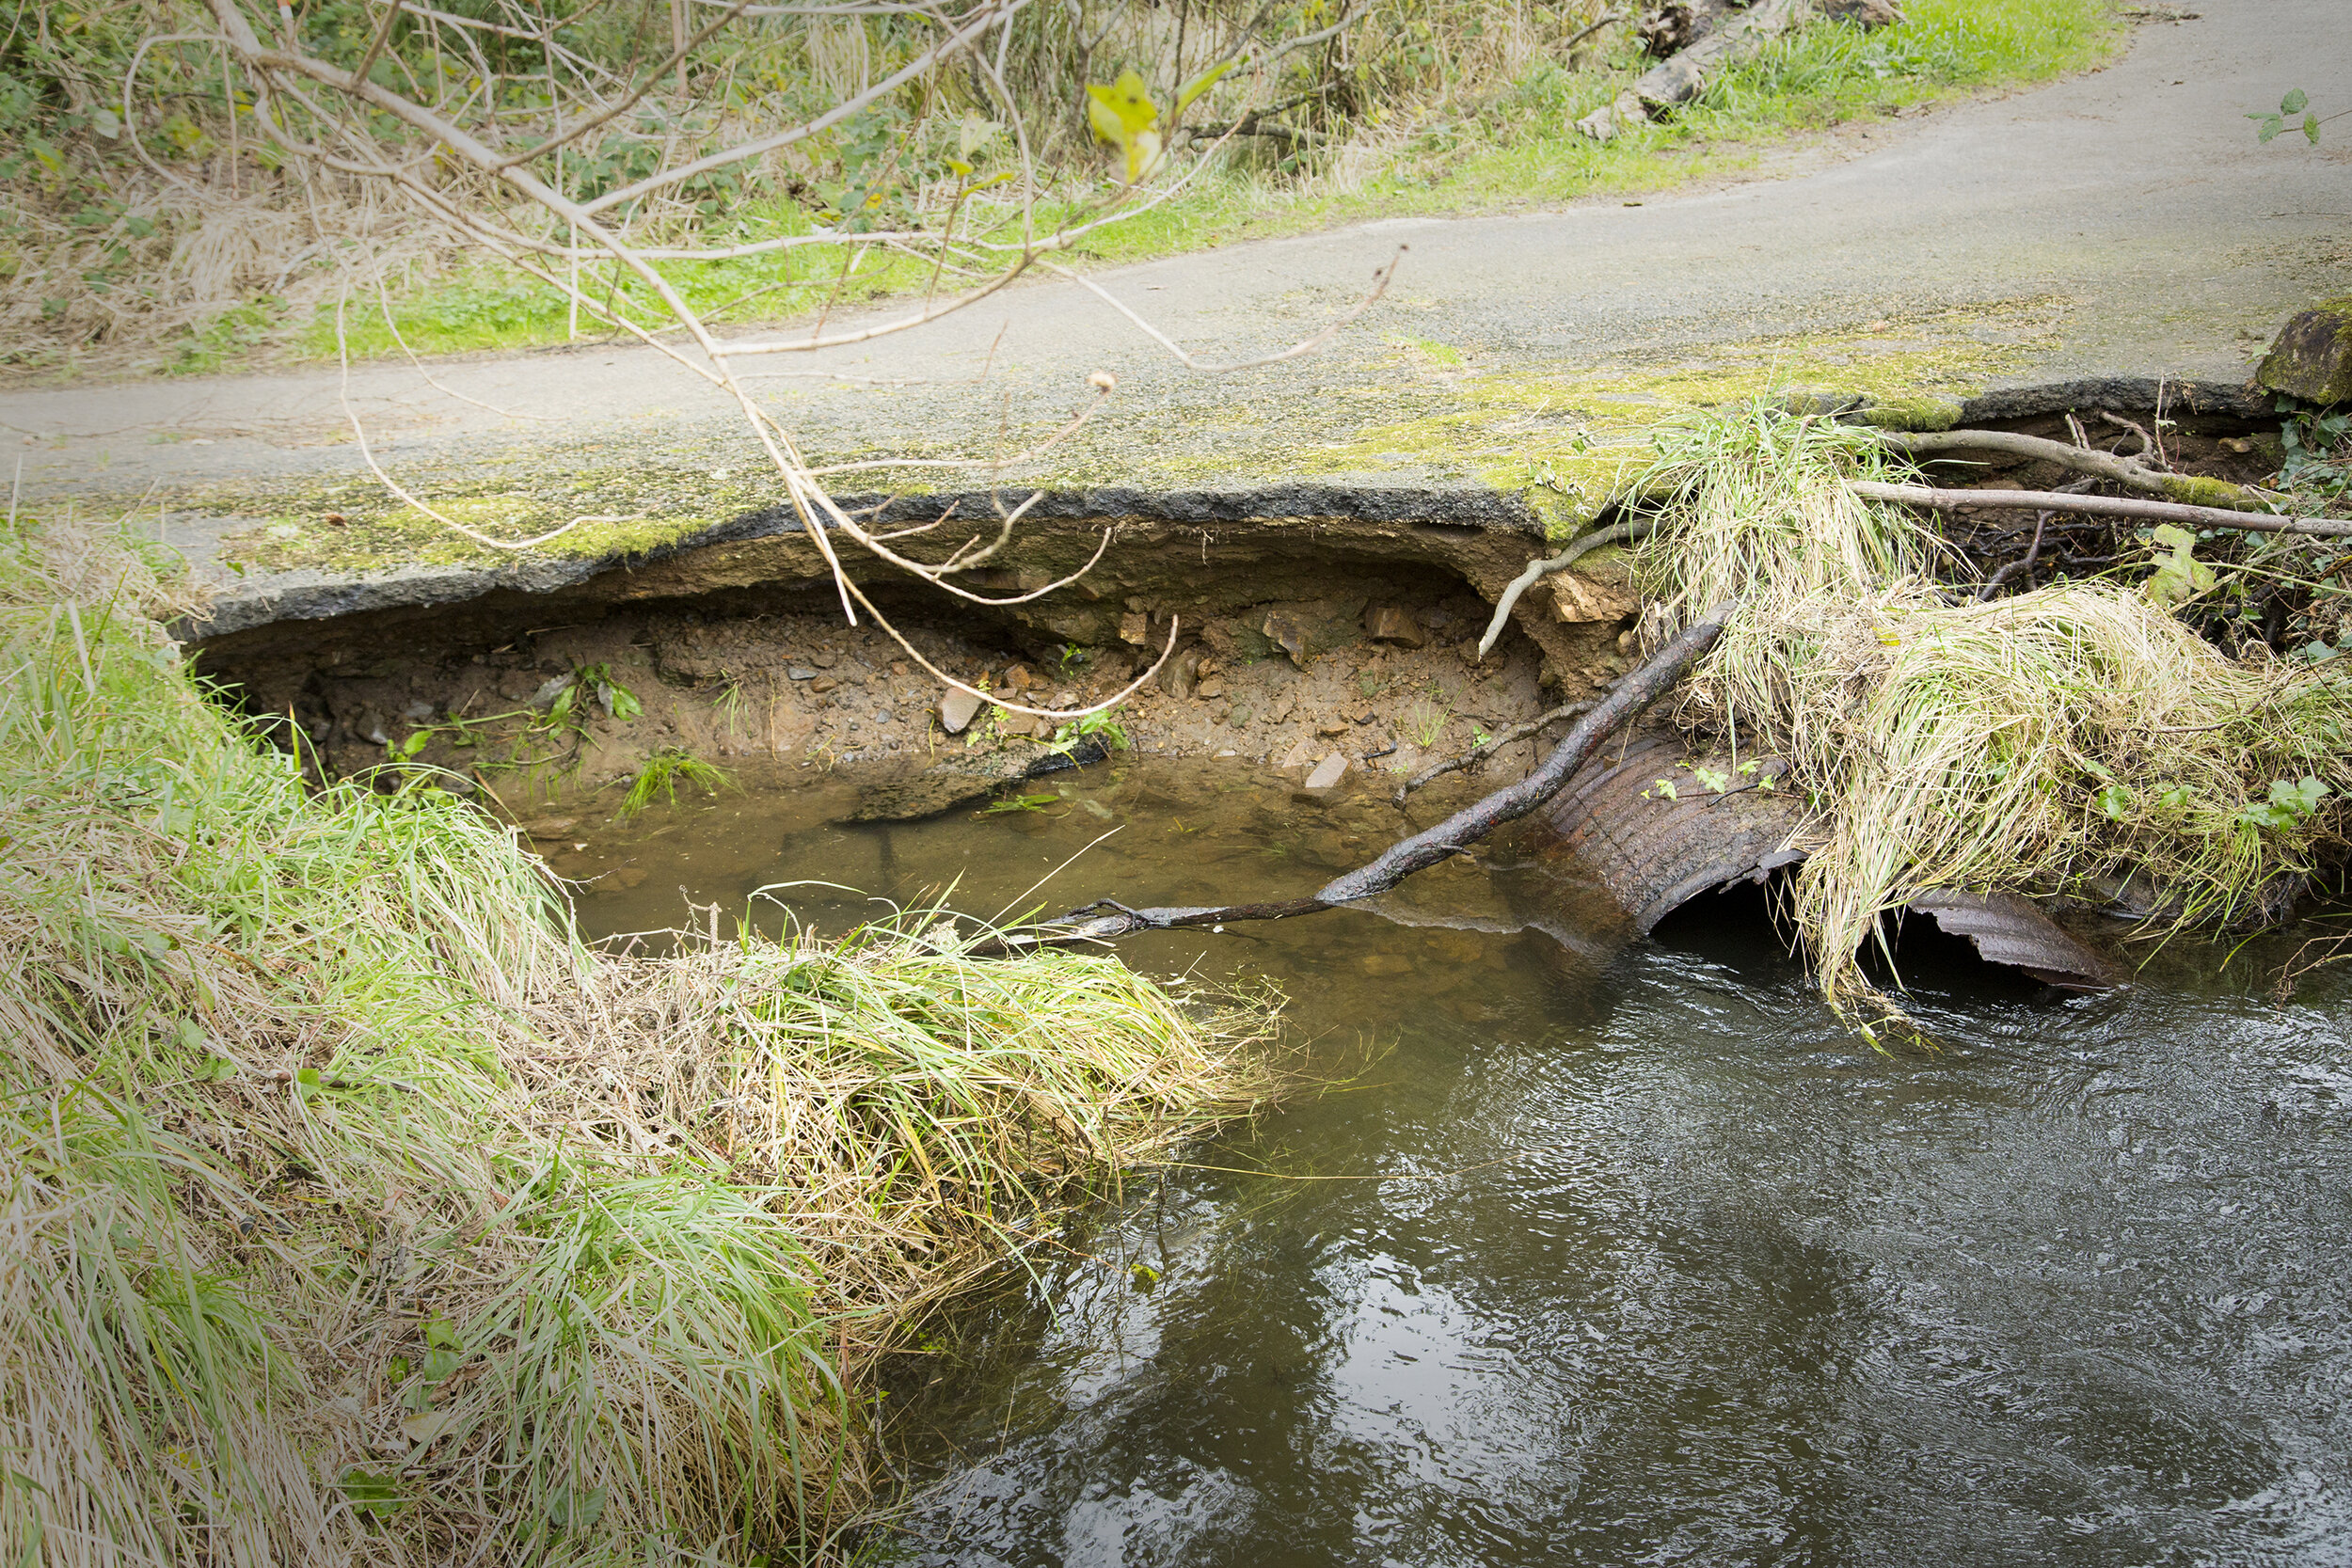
[1393,698,1597,805]
[1851,482,2352,541]
[1477,516,1656,660]
[1876,429,2288,513]
[990,606,1732,951]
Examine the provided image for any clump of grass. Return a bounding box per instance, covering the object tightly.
[1632,404,2352,1031]
[619,744,729,816]
[0,517,1276,1561]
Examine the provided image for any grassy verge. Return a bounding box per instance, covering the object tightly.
[311,0,2117,366]
[1634,404,2352,1035]
[0,519,1276,1561]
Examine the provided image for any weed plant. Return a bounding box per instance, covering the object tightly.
[1633,404,2352,1032]
[0,519,1275,1560]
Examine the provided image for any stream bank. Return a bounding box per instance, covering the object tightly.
[184,389,2289,918]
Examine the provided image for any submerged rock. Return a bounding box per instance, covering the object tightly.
[1303,752,1349,792]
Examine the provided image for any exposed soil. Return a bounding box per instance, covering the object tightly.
[188,402,2291,847]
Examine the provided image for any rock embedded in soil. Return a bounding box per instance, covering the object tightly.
[1364,605,1427,648]
[938,689,984,735]
[2258,299,2352,405]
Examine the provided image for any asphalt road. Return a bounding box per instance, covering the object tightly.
[9,0,2347,549]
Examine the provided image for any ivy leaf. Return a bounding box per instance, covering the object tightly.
[2281,87,2309,115]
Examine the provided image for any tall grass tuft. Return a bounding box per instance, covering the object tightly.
[0,518,1276,1561]
[1633,405,2352,1030]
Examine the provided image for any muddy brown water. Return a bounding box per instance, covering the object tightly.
[567,755,2352,1567]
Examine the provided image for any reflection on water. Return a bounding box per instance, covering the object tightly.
[571,758,2352,1567]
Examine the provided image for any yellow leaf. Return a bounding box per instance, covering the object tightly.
[1123,128,1163,183]
[1086,69,1159,151]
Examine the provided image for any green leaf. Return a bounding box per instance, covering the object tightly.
[2307,111,2322,145]
[2281,87,2309,115]
[1173,58,1235,116]
[295,1067,323,1087]
[423,1316,463,1351]
[2145,524,2217,605]
[548,1484,606,1530]
[336,1468,404,1517]
[399,729,431,757]
[2096,784,2132,822]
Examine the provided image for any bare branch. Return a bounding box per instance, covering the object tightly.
[1046,245,1405,374]
[1851,482,2352,541]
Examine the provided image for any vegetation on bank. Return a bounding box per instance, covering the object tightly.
[3,0,2115,377]
[1632,404,2352,1031]
[0,519,1276,1561]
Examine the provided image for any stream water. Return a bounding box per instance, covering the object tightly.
[570,756,2352,1567]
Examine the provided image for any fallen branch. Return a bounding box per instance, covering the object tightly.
[990,605,1732,950]
[1851,482,2352,541]
[1576,0,1811,140]
[1879,428,2288,514]
[1476,516,1656,659]
[1392,698,1597,804]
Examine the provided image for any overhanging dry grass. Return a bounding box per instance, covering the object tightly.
[0,519,1276,1562]
[1636,405,2352,1030]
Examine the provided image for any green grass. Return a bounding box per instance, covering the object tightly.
[315,0,2116,365]
[1632,403,2352,1036]
[0,518,1276,1560]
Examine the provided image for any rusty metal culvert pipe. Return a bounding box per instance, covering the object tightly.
[1518,728,2121,990]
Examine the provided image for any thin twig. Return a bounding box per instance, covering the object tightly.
[1393,698,1597,804]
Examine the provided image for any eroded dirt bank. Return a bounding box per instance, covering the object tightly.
[187,402,2286,860]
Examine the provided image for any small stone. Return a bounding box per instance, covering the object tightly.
[938,689,984,735]
[1262,610,1311,666]
[1318,720,1351,736]
[1119,612,1151,645]
[1364,606,1427,647]
[787,665,818,681]
[1159,648,1200,700]
[2258,299,2352,405]
[1279,736,1319,769]
[520,816,577,841]
[1359,952,1415,977]
[810,676,839,693]
[404,699,435,721]
[1001,662,1036,693]
[1197,679,1227,701]
[810,651,839,669]
[1303,752,1349,791]
[1228,704,1254,728]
